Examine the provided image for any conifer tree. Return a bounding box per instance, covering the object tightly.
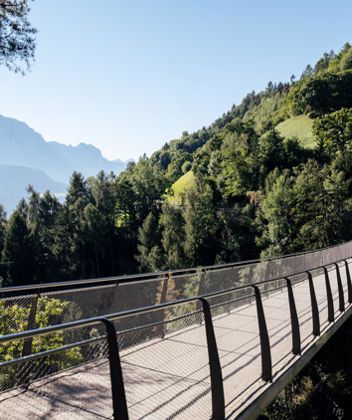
[160,203,185,269]
[183,183,218,266]
[137,212,163,272]
[2,201,36,286]
[66,172,91,278]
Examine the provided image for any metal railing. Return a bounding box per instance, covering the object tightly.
[1,254,352,419]
[1,240,351,346]
[2,240,351,295]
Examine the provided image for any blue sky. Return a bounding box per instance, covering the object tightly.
[1,0,352,160]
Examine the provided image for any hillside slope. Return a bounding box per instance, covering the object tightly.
[167,170,196,204]
[276,115,315,148]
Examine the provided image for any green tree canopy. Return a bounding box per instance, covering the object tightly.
[2,201,36,286]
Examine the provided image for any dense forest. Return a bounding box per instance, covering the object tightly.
[262,317,352,419]
[2,43,352,287]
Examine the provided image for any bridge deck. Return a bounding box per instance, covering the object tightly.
[0,266,351,419]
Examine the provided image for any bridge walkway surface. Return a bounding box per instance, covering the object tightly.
[1,260,352,419]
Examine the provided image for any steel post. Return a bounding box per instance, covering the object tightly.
[285,278,301,355]
[199,298,225,419]
[101,318,129,420]
[252,285,272,382]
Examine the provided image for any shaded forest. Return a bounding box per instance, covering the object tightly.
[262,317,352,420]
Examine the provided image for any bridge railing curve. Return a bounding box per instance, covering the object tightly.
[1,250,352,418]
[0,243,352,418]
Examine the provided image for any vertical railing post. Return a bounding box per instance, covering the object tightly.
[114,282,119,312]
[199,298,225,420]
[307,271,320,336]
[344,260,352,304]
[334,263,345,312]
[323,267,334,323]
[159,273,170,339]
[285,278,301,355]
[101,318,129,420]
[22,293,39,358]
[20,293,40,388]
[196,269,207,312]
[252,285,272,382]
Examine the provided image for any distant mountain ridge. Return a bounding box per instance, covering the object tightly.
[0,115,127,182]
[0,114,128,212]
[0,164,67,213]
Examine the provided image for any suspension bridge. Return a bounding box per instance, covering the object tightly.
[0,242,352,419]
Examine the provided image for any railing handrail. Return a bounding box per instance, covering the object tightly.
[0,259,253,294]
[1,240,351,295]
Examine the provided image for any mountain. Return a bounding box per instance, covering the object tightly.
[0,164,66,213]
[0,115,127,183]
[48,141,127,182]
[0,114,128,213]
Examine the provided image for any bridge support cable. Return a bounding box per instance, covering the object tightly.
[307,271,320,336]
[101,318,129,420]
[252,286,272,382]
[285,278,301,355]
[335,263,345,312]
[199,298,225,420]
[323,267,335,323]
[344,260,352,303]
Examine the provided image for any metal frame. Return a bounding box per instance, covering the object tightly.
[323,267,334,323]
[253,285,272,381]
[285,277,301,355]
[335,263,345,312]
[0,257,352,419]
[345,260,352,303]
[307,271,320,336]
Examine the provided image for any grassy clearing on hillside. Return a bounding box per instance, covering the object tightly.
[167,170,196,204]
[276,115,315,149]
[243,92,286,131]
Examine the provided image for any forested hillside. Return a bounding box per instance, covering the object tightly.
[2,43,352,287]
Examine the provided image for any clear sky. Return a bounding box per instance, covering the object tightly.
[1,0,352,160]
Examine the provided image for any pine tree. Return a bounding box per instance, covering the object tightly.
[183,183,218,266]
[160,203,185,270]
[37,191,66,281]
[0,205,6,256]
[256,169,297,257]
[66,172,91,278]
[137,212,163,272]
[2,201,36,286]
[84,172,117,277]
[0,0,37,74]
[0,205,7,284]
[293,161,350,249]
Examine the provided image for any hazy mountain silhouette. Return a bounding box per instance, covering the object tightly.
[0,114,127,182]
[0,164,67,213]
[0,114,128,212]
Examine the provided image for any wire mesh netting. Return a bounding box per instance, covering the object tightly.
[2,241,352,333]
[116,303,212,419]
[0,334,112,419]
[0,302,214,419]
